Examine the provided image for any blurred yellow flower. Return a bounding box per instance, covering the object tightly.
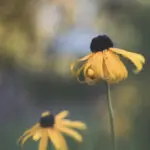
[71,35,145,84]
[18,110,87,150]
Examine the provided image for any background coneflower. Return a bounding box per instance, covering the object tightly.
[18,110,87,150]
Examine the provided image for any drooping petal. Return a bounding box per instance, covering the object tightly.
[97,52,104,78]
[20,124,40,137]
[33,131,41,141]
[18,124,40,146]
[48,129,68,150]
[103,50,128,83]
[110,48,145,73]
[18,132,33,147]
[70,54,93,81]
[61,120,87,130]
[89,52,104,78]
[56,111,69,120]
[103,51,119,81]
[58,126,83,142]
[39,130,48,150]
[81,52,104,84]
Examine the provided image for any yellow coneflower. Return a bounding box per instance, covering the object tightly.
[18,110,87,150]
[71,35,145,84]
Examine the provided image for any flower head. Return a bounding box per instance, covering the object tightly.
[71,35,145,84]
[18,110,87,150]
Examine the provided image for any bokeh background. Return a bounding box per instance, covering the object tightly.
[0,0,149,150]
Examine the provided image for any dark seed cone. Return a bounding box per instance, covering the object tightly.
[90,35,114,52]
[40,114,55,128]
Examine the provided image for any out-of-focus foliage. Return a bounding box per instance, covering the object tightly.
[0,0,77,72]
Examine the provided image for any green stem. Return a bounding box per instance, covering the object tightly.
[106,83,116,150]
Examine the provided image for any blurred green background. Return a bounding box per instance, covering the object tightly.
[0,0,149,150]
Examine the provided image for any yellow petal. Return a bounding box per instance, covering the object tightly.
[103,50,128,83]
[21,123,40,137]
[110,48,145,73]
[58,127,83,142]
[89,52,104,78]
[18,132,33,147]
[18,124,40,146]
[56,131,68,150]
[33,131,41,141]
[56,111,69,120]
[48,129,68,150]
[62,120,87,130]
[70,54,93,78]
[39,130,48,150]
[48,129,61,149]
[81,52,104,84]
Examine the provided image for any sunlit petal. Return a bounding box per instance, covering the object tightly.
[58,127,83,142]
[62,120,87,130]
[48,129,68,150]
[103,51,128,83]
[89,52,104,78]
[56,131,68,150]
[56,111,69,120]
[39,130,48,150]
[48,129,60,149]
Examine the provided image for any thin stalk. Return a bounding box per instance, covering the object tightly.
[106,83,116,150]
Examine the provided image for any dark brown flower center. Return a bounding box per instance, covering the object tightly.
[90,35,114,52]
[40,114,55,128]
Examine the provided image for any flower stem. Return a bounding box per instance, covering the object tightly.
[106,83,116,150]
